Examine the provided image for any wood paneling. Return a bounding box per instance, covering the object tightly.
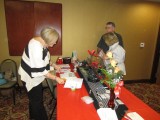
[34,2,62,55]
[4,0,34,56]
[4,0,62,56]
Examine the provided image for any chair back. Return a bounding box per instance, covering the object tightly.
[0,59,18,82]
[46,78,57,99]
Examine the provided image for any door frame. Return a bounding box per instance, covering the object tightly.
[150,25,160,83]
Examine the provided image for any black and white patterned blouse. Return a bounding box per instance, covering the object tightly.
[19,39,50,91]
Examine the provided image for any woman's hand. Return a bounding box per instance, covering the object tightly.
[102,54,108,60]
[51,62,61,72]
[56,77,65,84]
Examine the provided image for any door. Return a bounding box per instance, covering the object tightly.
[156,52,160,84]
[150,25,160,83]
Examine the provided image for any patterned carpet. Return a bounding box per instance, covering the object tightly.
[0,83,160,120]
[0,88,56,120]
[124,83,160,113]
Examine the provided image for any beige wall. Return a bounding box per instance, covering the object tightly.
[0,0,160,80]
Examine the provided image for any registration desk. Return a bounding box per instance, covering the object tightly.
[57,67,160,120]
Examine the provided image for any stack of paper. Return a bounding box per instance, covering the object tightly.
[56,64,71,73]
[97,108,118,120]
[64,77,83,89]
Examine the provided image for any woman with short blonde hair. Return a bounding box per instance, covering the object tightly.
[41,27,59,45]
[19,27,64,120]
[99,32,126,75]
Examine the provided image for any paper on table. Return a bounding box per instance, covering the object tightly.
[81,96,94,104]
[57,64,70,69]
[97,108,118,120]
[64,77,83,89]
[56,64,70,73]
[127,112,144,120]
[60,72,76,78]
[57,69,71,73]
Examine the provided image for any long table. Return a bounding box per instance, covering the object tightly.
[57,70,160,120]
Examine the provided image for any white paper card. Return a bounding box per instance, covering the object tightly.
[64,77,83,89]
[127,112,144,120]
[81,96,94,104]
[97,108,118,120]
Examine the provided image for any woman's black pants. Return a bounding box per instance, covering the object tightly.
[23,82,48,120]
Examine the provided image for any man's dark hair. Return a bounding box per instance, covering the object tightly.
[106,22,115,27]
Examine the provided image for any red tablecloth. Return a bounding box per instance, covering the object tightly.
[57,71,160,120]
